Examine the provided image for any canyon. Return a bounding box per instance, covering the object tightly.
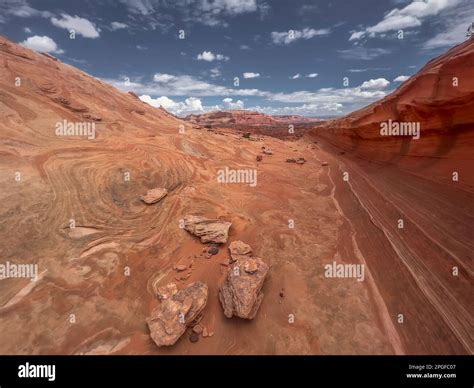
[0,35,472,355]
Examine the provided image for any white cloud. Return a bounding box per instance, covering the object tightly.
[153,73,176,82]
[139,95,204,115]
[291,73,301,79]
[222,97,244,109]
[423,1,474,49]
[24,27,32,33]
[338,47,391,60]
[252,103,343,116]
[105,75,394,117]
[307,73,318,78]
[209,67,221,78]
[118,0,260,28]
[243,72,260,79]
[0,1,53,21]
[139,95,246,116]
[271,27,330,45]
[197,50,229,61]
[136,44,148,50]
[350,0,460,41]
[394,75,410,82]
[20,35,64,54]
[360,78,390,89]
[105,73,266,97]
[110,21,128,30]
[51,14,100,38]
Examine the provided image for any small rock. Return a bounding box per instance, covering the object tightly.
[174,265,187,272]
[296,158,306,164]
[208,331,214,337]
[279,291,285,298]
[140,188,168,204]
[192,324,203,334]
[228,240,253,262]
[286,158,296,163]
[243,132,251,139]
[155,282,178,300]
[256,155,262,162]
[202,327,208,337]
[244,259,258,273]
[208,246,219,255]
[321,162,329,166]
[189,332,199,343]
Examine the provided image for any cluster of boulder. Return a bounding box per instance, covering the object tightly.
[146,215,269,348]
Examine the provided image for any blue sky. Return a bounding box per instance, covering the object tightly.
[0,0,472,117]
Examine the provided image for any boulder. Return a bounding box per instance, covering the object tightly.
[183,215,232,244]
[147,282,208,347]
[219,257,269,319]
[140,188,168,204]
[228,240,253,262]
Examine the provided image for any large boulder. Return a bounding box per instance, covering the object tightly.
[183,215,231,244]
[147,282,208,347]
[219,257,269,320]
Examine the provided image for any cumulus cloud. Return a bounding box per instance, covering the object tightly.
[307,73,318,78]
[105,74,393,117]
[271,27,330,45]
[51,14,100,38]
[360,78,390,89]
[197,50,229,61]
[110,21,128,30]
[243,72,260,79]
[349,0,460,41]
[291,73,301,79]
[222,97,244,109]
[139,95,246,116]
[394,75,410,82]
[139,95,204,115]
[20,35,64,54]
